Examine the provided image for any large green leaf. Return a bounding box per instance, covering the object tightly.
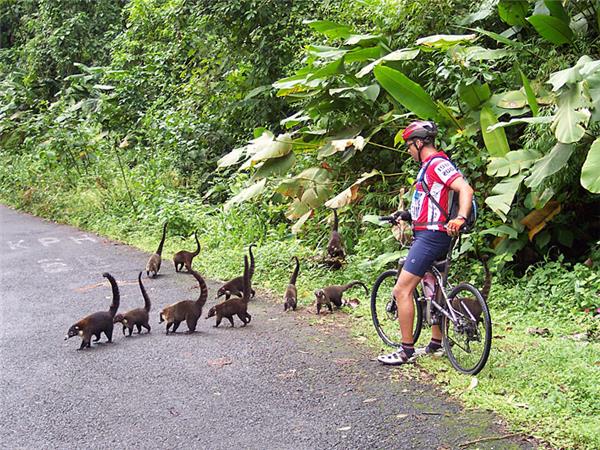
[303,20,352,39]
[480,105,510,156]
[487,116,555,132]
[355,48,419,78]
[472,26,523,48]
[324,170,379,208]
[458,82,491,109]
[217,147,245,168]
[581,137,600,193]
[253,152,296,180]
[329,85,380,102]
[415,34,476,50]
[547,55,594,91]
[544,0,569,23]
[487,150,541,177]
[224,179,267,210]
[307,45,347,60]
[520,69,539,116]
[525,142,575,188]
[485,175,525,221]
[498,0,529,26]
[344,46,382,63]
[374,66,439,120]
[344,34,382,46]
[527,15,574,45]
[248,133,293,165]
[450,45,511,62]
[307,58,344,82]
[552,85,591,144]
[301,185,333,209]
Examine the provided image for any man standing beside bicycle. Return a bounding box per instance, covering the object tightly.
[377,120,474,366]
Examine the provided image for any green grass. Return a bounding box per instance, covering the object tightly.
[1,152,599,449]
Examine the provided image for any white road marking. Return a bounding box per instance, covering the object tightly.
[38,258,71,273]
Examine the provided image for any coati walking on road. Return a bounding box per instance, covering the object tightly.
[450,255,492,321]
[146,222,168,278]
[159,269,208,334]
[314,280,368,314]
[65,272,120,350]
[283,256,300,311]
[173,231,200,272]
[113,271,151,336]
[216,244,256,300]
[327,209,345,259]
[207,255,252,327]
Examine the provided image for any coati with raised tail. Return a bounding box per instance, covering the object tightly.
[65,272,120,350]
[314,280,368,314]
[450,255,492,321]
[283,256,300,311]
[216,244,256,300]
[206,255,252,327]
[327,209,345,259]
[173,231,200,272]
[113,271,151,336]
[146,222,168,278]
[159,269,208,334]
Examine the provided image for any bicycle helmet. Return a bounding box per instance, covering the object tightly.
[401,120,438,142]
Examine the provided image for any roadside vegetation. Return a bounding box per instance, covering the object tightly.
[1,0,598,448]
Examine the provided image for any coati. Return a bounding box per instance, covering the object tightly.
[314,280,368,315]
[206,255,252,327]
[159,269,208,334]
[327,209,345,259]
[173,231,200,273]
[113,271,151,336]
[283,256,300,312]
[450,255,492,322]
[146,222,168,278]
[65,272,120,350]
[216,243,256,300]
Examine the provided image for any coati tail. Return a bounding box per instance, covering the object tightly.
[190,269,208,308]
[192,231,201,257]
[248,243,256,279]
[480,255,492,300]
[289,256,300,285]
[156,222,168,255]
[103,272,120,317]
[333,209,339,231]
[242,255,251,303]
[345,280,369,296]
[138,271,151,312]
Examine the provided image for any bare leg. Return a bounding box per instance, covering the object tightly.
[392,269,422,345]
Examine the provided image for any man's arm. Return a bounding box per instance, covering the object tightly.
[446,177,474,236]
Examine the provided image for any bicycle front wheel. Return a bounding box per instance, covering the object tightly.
[370,268,423,348]
[442,282,492,375]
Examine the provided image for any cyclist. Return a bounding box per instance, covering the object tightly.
[377,120,474,366]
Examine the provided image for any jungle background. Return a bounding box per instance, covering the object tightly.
[1,1,599,448]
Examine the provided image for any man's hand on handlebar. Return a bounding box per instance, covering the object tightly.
[380,210,411,225]
[445,217,466,236]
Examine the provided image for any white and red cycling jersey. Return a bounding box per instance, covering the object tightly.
[410,151,462,232]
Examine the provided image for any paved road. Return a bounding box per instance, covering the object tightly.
[0,205,534,449]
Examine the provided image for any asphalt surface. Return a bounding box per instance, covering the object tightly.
[0,205,535,449]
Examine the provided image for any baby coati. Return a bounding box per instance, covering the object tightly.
[146,221,168,278]
[173,231,200,272]
[65,272,120,350]
[113,271,151,336]
[216,243,256,300]
[159,269,208,334]
[314,280,368,314]
[327,209,345,259]
[283,256,300,311]
[206,255,252,327]
[450,255,492,322]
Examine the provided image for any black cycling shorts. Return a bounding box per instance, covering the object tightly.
[403,230,451,277]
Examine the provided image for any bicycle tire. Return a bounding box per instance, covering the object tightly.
[442,282,492,375]
[370,268,423,348]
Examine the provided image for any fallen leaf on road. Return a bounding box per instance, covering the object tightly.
[298,350,310,354]
[362,398,377,403]
[467,377,478,391]
[396,413,409,419]
[208,357,233,368]
[337,426,351,431]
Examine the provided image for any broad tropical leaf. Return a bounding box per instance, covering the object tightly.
[415,34,476,49]
[485,175,525,220]
[303,20,352,39]
[224,179,267,210]
[544,0,569,23]
[253,152,296,179]
[324,170,379,208]
[552,86,591,144]
[498,0,529,26]
[487,149,541,177]
[480,105,510,156]
[487,116,554,132]
[374,66,439,120]
[525,142,575,188]
[527,15,574,45]
[458,82,491,109]
[355,48,419,78]
[521,200,561,241]
[318,136,365,159]
[520,69,539,116]
[581,137,600,193]
[291,209,313,234]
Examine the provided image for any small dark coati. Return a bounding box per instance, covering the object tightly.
[283,256,300,311]
[173,231,200,272]
[216,243,256,300]
[113,271,151,336]
[314,280,368,315]
[450,256,492,322]
[146,221,168,278]
[159,269,208,334]
[65,272,120,350]
[206,255,252,327]
[327,209,345,259]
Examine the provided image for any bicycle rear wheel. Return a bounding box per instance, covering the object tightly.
[370,268,423,348]
[442,282,492,375]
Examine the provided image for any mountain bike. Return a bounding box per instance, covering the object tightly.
[370,215,492,375]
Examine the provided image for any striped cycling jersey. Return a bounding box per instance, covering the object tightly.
[410,151,462,232]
